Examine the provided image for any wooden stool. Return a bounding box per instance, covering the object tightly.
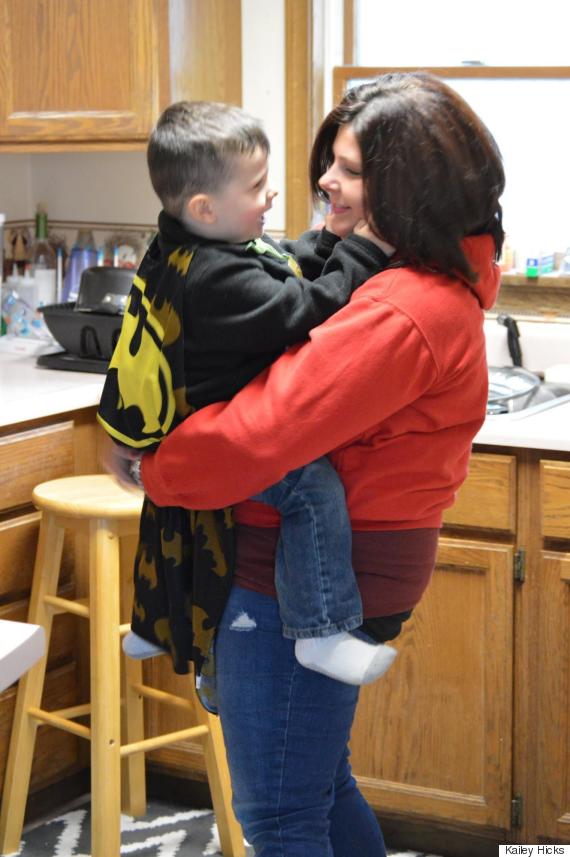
[0,475,245,857]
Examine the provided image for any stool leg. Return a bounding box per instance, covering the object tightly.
[191,688,246,857]
[120,531,146,817]
[89,519,122,857]
[121,657,146,816]
[0,513,64,855]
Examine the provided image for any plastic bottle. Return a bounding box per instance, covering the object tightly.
[499,236,514,272]
[1,284,50,339]
[0,213,5,335]
[62,228,97,302]
[0,212,5,283]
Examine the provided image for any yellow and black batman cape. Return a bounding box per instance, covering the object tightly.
[98,236,234,695]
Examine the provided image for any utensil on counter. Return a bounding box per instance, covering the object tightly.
[497,313,523,367]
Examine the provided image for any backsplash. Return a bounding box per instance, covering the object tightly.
[485,317,570,372]
[3,217,286,278]
[3,219,156,278]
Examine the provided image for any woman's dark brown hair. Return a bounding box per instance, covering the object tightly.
[310,72,505,283]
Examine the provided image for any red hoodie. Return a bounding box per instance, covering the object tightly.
[141,235,499,532]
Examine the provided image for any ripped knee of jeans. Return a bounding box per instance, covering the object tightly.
[229,611,257,631]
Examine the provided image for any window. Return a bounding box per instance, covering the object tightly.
[354,0,570,67]
[333,66,570,266]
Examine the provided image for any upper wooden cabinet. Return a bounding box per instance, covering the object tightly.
[0,0,242,149]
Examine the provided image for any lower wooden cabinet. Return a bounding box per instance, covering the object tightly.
[351,538,513,829]
[541,461,570,538]
[534,551,570,842]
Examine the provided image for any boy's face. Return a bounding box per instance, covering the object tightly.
[208,147,277,243]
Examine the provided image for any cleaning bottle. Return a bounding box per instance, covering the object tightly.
[62,228,97,302]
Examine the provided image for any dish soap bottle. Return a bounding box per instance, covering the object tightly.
[30,204,57,305]
[30,205,56,271]
[62,228,97,302]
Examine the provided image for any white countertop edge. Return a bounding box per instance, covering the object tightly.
[2,384,104,428]
[0,355,105,429]
[474,401,570,452]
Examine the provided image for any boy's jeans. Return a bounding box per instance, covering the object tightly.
[252,456,363,639]
[216,586,387,857]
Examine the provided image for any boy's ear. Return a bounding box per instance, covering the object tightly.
[186,193,217,225]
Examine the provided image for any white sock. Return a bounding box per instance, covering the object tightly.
[122,631,166,660]
[295,632,397,686]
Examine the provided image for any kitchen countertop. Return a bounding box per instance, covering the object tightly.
[0,348,105,429]
[475,401,570,452]
[1,351,570,452]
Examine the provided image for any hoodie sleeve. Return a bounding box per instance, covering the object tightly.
[279,228,341,279]
[141,288,439,509]
[187,235,389,353]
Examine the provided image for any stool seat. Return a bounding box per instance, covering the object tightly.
[0,473,244,857]
[32,474,144,519]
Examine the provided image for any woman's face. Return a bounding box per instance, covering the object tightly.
[318,124,365,236]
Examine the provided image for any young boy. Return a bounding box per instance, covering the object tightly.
[98,101,396,686]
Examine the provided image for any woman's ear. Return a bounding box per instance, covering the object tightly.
[186,194,217,225]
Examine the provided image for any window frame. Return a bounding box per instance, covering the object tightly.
[333,65,570,106]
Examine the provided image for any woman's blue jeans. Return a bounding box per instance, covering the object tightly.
[216,585,387,857]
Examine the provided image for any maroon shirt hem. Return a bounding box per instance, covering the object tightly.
[233,524,439,617]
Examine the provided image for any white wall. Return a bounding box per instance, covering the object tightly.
[242,0,285,232]
[30,151,159,226]
[0,155,33,220]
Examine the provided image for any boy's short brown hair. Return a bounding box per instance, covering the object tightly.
[310,72,505,284]
[147,101,270,219]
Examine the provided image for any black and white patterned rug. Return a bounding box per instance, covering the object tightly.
[17,797,441,856]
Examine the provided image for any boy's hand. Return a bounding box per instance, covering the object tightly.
[353,220,396,257]
[100,439,144,492]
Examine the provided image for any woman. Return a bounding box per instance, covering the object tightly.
[117,72,504,856]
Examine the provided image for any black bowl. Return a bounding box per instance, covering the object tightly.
[40,302,124,360]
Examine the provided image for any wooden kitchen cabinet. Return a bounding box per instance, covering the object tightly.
[534,550,570,843]
[0,0,242,149]
[369,448,570,850]
[533,461,570,843]
[351,536,514,829]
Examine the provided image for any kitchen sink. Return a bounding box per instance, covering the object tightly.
[487,371,570,418]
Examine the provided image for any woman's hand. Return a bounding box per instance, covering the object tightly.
[324,209,362,239]
[100,439,144,491]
